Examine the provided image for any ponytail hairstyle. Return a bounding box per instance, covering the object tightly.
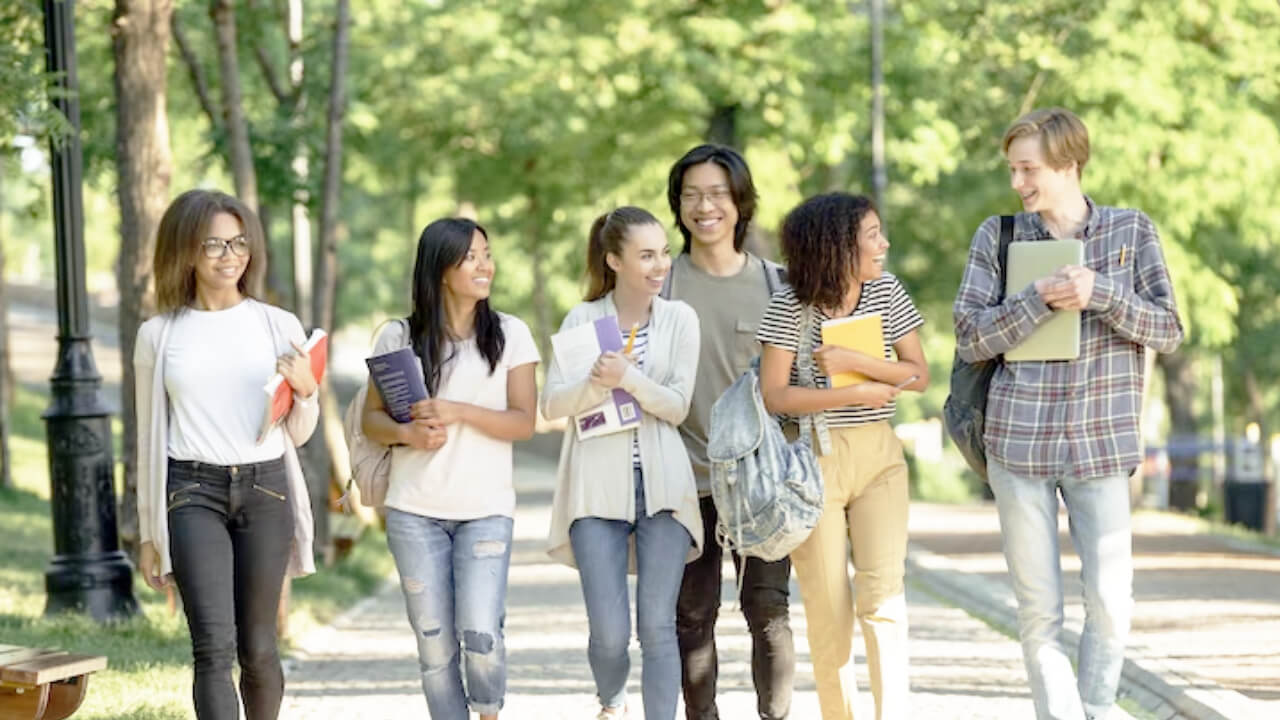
[407,218,505,396]
[584,206,662,301]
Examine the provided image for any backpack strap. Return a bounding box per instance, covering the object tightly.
[761,257,787,297]
[794,305,832,456]
[995,215,1014,303]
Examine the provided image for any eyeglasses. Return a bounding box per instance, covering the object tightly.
[201,236,251,259]
[679,188,733,207]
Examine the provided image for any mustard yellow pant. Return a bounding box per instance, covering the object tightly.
[791,421,910,720]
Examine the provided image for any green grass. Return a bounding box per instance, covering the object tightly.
[2,382,394,719]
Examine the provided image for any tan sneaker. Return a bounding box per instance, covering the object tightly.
[595,706,626,720]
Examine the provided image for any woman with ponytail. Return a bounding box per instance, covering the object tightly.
[361,217,540,719]
[543,207,703,720]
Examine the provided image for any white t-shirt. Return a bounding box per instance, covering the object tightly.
[164,300,287,463]
[377,312,540,520]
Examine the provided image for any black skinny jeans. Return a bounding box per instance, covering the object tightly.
[167,457,293,720]
[677,495,796,720]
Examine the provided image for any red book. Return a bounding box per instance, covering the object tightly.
[257,328,328,444]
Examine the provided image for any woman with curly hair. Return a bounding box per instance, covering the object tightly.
[756,193,928,720]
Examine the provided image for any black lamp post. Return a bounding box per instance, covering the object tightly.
[41,0,139,620]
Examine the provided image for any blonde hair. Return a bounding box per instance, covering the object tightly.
[153,189,267,313]
[1002,107,1090,178]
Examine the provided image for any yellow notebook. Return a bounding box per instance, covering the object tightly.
[820,313,885,387]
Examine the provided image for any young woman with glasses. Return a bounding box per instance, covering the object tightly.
[134,189,320,720]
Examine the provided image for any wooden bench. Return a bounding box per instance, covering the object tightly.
[0,645,107,720]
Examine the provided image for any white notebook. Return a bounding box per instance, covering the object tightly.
[1004,239,1085,362]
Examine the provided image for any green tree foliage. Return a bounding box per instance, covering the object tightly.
[4,0,1278,431]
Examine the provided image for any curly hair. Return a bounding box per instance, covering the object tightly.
[780,193,878,310]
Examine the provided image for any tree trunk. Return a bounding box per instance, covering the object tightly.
[210,0,258,213]
[112,0,174,558]
[0,155,11,490]
[706,104,739,148]
[299,0,352,567]
[1158,350,1200,510]
[258,203,290,305]
[313,0,348,335]
[287,0,313,326]
[868,0,887,220]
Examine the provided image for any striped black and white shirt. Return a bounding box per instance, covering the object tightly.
[624,323,650,468]
[757,273,924,427]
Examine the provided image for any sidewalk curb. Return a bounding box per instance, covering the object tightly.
[906,542,1260,720]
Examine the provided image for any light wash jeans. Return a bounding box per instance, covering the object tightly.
[988,461,1134,720]
[385,509,514,719]
[569,469,692,720]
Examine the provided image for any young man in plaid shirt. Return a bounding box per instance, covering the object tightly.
[953,107,1184,720]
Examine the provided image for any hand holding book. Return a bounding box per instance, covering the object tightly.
[589,351,631,389]
[277,339,320,398]
[813,344,875,380]
[411,397,463,426]
[258,328,328,444]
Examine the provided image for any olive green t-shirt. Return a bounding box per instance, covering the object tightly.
[669,252,776,495]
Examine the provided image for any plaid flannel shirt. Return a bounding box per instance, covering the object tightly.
[953,198,1184,480]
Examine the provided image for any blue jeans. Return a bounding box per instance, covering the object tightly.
[385,509,514,718]
[988,461,1134,720]
[570,470,692,720]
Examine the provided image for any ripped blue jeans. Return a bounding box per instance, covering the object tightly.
[385,509,514,718]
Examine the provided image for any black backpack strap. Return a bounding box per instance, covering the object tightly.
[761,257,787,296]
[995,215,1014,303]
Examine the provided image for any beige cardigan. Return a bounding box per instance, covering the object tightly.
[134,300,318,579]
[542,292,704,568]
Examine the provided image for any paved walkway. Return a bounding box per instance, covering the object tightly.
[281,452,1065,719]
[910,503,1280,719]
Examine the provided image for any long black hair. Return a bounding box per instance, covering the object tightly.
[666,143,758,253]
[408,218,505,395]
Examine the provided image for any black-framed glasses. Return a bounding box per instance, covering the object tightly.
[201,236,251,258]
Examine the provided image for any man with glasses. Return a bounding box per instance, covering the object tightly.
[662,144,794,720]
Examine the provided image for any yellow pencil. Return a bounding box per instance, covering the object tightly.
[623,322,639,354]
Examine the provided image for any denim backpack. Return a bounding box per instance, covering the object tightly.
[943,215,1013,481]
[706,306,828,562]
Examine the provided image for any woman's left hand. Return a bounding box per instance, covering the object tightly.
[278,341,318,397]
[589,351,630,389]
[812,344,866,378]
[412,398,464,426]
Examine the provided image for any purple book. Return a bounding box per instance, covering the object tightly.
[550,315,643,439]
[366,346,428,423]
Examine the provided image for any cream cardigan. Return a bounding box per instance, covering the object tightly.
[134,299,318,579]
[542,292,704,568]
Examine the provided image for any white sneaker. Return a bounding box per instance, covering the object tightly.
[596,706,626,720]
